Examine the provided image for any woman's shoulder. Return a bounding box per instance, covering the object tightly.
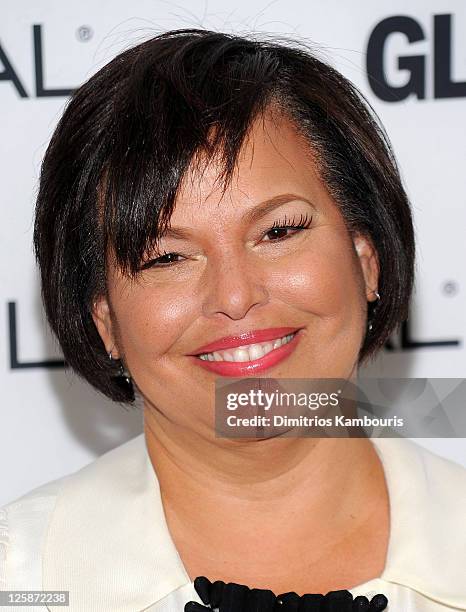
[0,434,149,590]
[371,437,466,609]
[0,476,64,590]
[372,436,466,495]
[372,436,466,544]
[0,432,191,611]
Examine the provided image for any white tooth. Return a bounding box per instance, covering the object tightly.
[198,333,296,363]
[248,344,265,360]
[262,342,273,354]
[232,348,250,362]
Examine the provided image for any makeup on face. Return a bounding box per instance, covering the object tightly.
[188,327,305,376]
[104,111,374,429]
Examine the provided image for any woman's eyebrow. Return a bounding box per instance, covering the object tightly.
[242,193,316,225]
[158,193,316,240]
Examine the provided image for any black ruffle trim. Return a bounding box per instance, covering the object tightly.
[184,576,388,610]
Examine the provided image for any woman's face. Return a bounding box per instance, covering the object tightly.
[93,110,379,434]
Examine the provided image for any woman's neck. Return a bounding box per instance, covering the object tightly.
[144,412,390,594]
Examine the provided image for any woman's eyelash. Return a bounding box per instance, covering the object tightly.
[268,213,313,232]
[140,213,313,269]
[140,250,181,270]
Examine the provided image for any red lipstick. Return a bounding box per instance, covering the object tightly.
[190,327,300,355]
[188,327,303,376]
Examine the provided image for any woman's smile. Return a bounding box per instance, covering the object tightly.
[188,327,304,376]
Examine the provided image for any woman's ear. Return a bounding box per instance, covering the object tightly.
[92,294,120,358]
[352,233,380,302]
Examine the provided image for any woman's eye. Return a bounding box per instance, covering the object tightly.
[262,213,313,242]
[140,252,183,269]
[264,226,301,241]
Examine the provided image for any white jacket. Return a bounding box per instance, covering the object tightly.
[1,434,465,611]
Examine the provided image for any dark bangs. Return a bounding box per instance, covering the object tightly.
[101,31,284,276]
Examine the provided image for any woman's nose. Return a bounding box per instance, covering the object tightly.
[201,249,269,321]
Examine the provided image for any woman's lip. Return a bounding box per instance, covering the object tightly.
[189,329,303,376]
[189,326,301,355]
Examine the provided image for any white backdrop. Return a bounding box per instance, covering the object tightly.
[1,0,465,507]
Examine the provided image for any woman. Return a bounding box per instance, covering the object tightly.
[1,29,465,612]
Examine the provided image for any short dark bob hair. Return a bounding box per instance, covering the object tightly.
[33,28,415,403]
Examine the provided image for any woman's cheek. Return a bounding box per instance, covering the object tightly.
[116,284,195,361]
[270,249,355,317]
